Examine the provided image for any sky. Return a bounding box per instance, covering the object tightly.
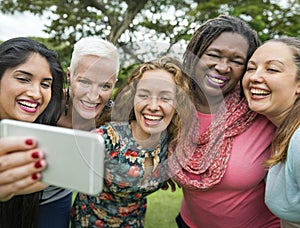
[0,12,49,41]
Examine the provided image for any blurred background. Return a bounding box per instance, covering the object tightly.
[0,0,299,89]
[0,1,299,227]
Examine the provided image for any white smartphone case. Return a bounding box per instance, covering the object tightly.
[0,119,105,195]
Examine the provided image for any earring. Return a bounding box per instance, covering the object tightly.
[104,99,114,110]
[64,87,70,116]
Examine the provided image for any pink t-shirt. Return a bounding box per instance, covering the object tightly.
[180,112,280,228]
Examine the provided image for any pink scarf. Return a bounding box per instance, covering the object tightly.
[169,86,257,190]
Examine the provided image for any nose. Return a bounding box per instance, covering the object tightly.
[215,58,230,74]
[248,68,264,83]
[148,97,160,111]
[27,84,42,99]
[86,86,101,100]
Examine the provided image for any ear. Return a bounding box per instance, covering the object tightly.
[66,67,71,85]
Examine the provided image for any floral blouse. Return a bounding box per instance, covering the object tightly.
[70,122,169,228]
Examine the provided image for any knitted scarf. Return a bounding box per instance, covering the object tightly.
[169,86,257,190]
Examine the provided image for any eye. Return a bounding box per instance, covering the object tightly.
[206,52,221,59]
[15,76,30,83]
[137,93,149,100]
[231,59,244,66]
[99,83,113,91]
[246,65,256,72]
[267,68,280,73]
[78,79,91,87]
[41,81,51,89]
[159,96,173,102]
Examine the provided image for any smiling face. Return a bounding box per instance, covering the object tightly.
[242,41,300,126]
[194,32,248,98]
[0,53,52,122]
[133,69,176,140]
[70,55,116,120]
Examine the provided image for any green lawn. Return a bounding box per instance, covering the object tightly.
[72,188,183,228]
[145,189,182,228]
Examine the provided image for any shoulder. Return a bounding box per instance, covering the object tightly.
[291,127,300,143]
[288,127,300,160]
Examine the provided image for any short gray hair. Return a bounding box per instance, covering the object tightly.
[69,36,119,79]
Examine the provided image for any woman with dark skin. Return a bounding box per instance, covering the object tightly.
[169,15,280,227]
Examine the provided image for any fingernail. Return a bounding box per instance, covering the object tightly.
[25,139,33,146]
[31,151,39,159]
[34,161,42,168]
[31,173,40,180]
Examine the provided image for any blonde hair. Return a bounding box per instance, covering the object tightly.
[264,37,300,167]
[112,56,195,144]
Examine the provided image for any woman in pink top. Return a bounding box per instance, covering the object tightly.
[169,15,280,227]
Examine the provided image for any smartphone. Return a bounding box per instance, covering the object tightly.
[0,119,105,195]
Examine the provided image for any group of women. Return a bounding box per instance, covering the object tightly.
[0,14,299,228]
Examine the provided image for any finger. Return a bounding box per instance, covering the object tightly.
[0,137,37,155]
[0,192,14,202]
[0,173,42,202]
[161,181,169,191]
[0,149,44,172]
[0,159,46,185]
[170,181,176,192]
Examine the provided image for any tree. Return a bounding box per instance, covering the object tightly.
[1,0,299,72]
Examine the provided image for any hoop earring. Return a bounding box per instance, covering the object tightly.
[104,99,114,111]
[64,87,70,116]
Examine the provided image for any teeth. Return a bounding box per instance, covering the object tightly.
[82,101,98,108]
[18,101,38,108]
[144,115,162,120]
[250,88,270,95]
[210,77,225,84]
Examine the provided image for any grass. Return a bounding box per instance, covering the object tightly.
[72,188,183,228]
[145,189,182,228]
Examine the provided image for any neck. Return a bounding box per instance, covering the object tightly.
[266,109,290,128]
[58,103,97,131]
[130,121,161,148]
[193,91,224,114]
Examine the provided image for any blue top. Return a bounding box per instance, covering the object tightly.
[265,127,300,222]
[71,122,169,228]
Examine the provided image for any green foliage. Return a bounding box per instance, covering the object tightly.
[1,0,299,86]
[145,189,183,227]
[115,62,140,92]
[71,188,182,227]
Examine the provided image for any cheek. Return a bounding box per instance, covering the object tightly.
[194,65,205,81]
[164,103,176,117]
[43,90,52,107]
[232,67,244,81]
[71,86,87,99]
[101,90,113,102]
[241,75,249,89]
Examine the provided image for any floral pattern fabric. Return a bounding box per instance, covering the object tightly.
[71,122,168,228]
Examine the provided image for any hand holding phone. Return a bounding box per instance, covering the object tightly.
[0,119,105,195]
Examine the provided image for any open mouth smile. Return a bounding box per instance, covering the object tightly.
[207,74,229,87]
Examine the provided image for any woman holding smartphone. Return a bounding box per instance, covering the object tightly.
[0,37,65,227]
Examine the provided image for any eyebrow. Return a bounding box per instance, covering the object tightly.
[137,88,175,94]
[266,60,285,66]
[77,76,113,84]
[248,59,285,66]
[16,70,53,81]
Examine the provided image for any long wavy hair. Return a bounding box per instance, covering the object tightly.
[111,56,195,145]
[0,37,64,228]
[263,37,300,167]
